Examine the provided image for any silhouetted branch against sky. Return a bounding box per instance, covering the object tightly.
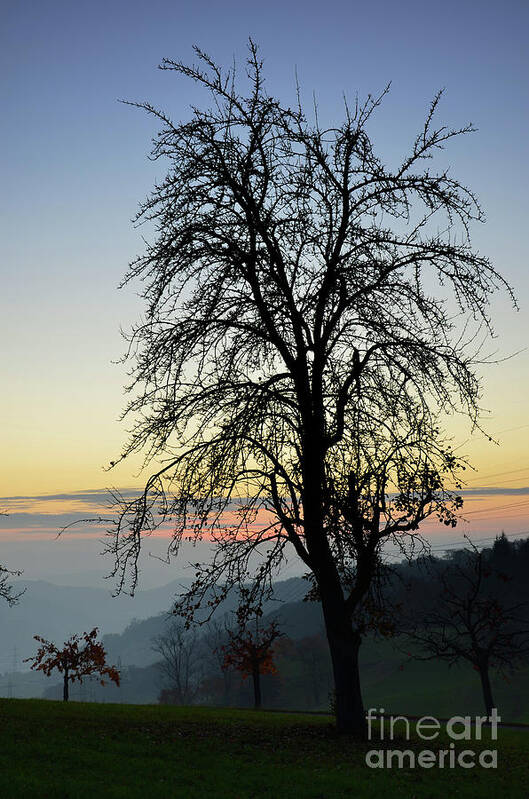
[92,42,516,733]
[0,511,24,605]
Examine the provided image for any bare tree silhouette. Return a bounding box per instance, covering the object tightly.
[103,42,514,734]
[400,543,529,716]
[152,622,203,705]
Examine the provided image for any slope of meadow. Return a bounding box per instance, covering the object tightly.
[1,699,527,798]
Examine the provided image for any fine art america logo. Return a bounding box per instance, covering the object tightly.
[365,708,500,769]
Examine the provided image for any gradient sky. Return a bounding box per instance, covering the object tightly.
[1,0,528,585]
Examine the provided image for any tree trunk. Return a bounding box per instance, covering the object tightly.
[252,665,262,709]
[63,671,69,702]
[320,587,365,736]
[478,663,494,717]
[303,525,366,733]
[301,432,366,736]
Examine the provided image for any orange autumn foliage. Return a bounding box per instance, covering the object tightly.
[222,621,281,679]
[25,628,120,700]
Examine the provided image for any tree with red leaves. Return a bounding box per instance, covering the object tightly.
[25,628,120,702]
[223,620,282,709]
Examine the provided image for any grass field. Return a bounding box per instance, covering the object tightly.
[359,637,529,724]
[1,699,528,798]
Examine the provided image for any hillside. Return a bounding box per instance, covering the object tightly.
[35,594,529,722]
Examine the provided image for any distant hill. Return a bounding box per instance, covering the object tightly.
[8,573,529,722]
[6,541,529,720]
[101,577,313,668]
[0,578,190,667]
[0,574,309,670]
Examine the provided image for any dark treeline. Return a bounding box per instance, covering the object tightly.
[391,533,529,608]
[388,533,529,636]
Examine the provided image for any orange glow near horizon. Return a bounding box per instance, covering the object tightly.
[2,489,528,548]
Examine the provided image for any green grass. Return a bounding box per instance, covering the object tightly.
[1,699,528,798]
[359,636,529,723]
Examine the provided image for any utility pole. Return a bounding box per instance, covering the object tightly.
[7,646,17,699]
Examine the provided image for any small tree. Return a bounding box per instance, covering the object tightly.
[223,620,282,708]
[152,622,202,705]
[401,543,529,715]
[25,628,120,701]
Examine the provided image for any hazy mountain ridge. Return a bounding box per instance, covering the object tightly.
[0,575,309,668]
[0,577,190,666]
